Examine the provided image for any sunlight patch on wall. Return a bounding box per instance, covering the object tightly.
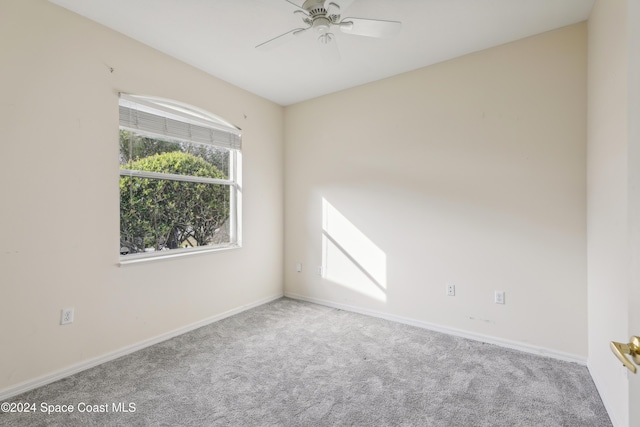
[322,198,387,302]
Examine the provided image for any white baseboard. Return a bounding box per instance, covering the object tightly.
[284,292,587,366]
[0,293,283,401]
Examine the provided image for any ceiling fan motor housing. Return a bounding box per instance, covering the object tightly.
[302,0,341,33]
[302,0,328,13]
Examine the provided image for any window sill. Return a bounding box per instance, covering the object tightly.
[118,244,240,266]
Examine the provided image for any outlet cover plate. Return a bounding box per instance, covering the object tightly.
[61,308,74,325]
[446,284,455,296]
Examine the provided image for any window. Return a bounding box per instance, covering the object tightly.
[118,94,241,262]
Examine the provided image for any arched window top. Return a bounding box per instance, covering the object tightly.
[119,93,241,150]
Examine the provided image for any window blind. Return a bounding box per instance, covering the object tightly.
[118,94,241,150]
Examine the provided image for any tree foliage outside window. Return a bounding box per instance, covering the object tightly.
[119,130,235,256]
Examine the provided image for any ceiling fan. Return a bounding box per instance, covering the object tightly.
[256,0,401,60]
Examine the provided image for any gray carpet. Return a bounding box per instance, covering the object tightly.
[2,298,611,426]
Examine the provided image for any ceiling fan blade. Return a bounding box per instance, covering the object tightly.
[336,0,355,13]
[339,17,401,38]
[326,2,340,16]
[326,0,355,19]
[284,0,306,10]
[256,27,309,50]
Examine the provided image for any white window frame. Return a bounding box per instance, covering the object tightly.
[118,94,242,265]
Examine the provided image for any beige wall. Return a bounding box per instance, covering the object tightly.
[0,0,283,392]
[284,24,588,357]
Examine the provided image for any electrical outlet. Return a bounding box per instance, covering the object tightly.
[317,266,324,277]
[296,263,302,273]
[446,284,455,296]
[61,308,74,325]
[494,291,505,304]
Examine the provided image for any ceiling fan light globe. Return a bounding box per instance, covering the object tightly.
[313,17,331,33]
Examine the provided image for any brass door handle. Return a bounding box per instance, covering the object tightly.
[610,336,640,374]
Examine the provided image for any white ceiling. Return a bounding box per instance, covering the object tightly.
[49,0,594,106]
